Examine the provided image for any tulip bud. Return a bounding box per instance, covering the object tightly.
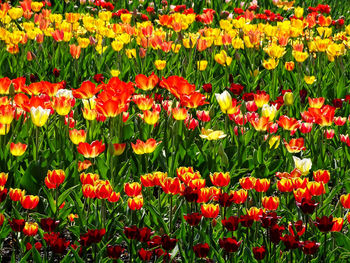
[283,92,294,106]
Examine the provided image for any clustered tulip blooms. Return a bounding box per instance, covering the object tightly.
[0,1,349,262]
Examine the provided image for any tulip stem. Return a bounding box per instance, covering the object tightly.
[55,188,59,219]
[101,199,106,228]
[323,232,327,262]
[169,195,173,234]
[35,126,39,162]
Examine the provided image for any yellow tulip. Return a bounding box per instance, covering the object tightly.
[30,106,50,127]
[197,60,208,71]
[154,60,166,70]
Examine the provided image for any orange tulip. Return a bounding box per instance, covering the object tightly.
[247,207,264,221]
[108,191,121,202]
[9,188,25,201]
[52,96,74,116]
[70,44,81,59]
[254,179,270,192]
[128,195,144,210]
[96,99,126,117]
[177,171,201,186]
[82,184,96,198]
[277,178,294,192]
[95,181,113,199]
[131,138,160,155]
[111,143,126,156]
[0,104,15,124]
[172,107,188,120]
[307,105,335,127]
[307,182,325,196]
[133,95,154,111]
[189,179,206,189]
[308,97,325,109]
[161,177,181,195]
[313,170,330,184]
[0,173,7,186]
[283,138,306,153]
[331,218,343,232]
[69,129,87,145]
[231,189,248,204]
[68,214,79,222]
[80,173,99,185]
[277,115,300,130]
[23,222,38,236]
[239,177,256,190]
[21,195,39,209]
[180,92,208,109]
[262,196,280,210]
[124,182,142,197]
[141,172,167,187]
[10,142,27,157]
[292,178,309,189]
[72,81,102,99]
[254,92,270,108]
[197,188,212,203]
[77,141,105,158]
[210,172,230,187]
[0,77,11,94]
[135,72,159,91]
[143,110,160,125]
[285,61,295,71]
[201,204,219,218]
[45,170,65,189]
[293,188,311,202]
[340,194,350,209]
[78,160,93,172]
[250,117,270,131]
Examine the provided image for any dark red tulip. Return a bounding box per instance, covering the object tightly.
[93,74,104,83]
[296,198,318,214]
[332,98,343,109]
[26,242,42,251]
[202,84,212,93]
[9,218,25,232]
[281,234,299,250]
[239,214,254,228]
[253,246,266,260]
[124,225,139,240]
[229,83,244,96]
[183,187,198,203]
[222,216,239,231]
[107,245,124,259]
[218,193,234,207]
[219,237,241,253]
[80,229,106,246]
[51,238,70,254]
[0,187,7,203]
[148,235,162,248]
[289,220,306,236]
[161,235,177,251]
[193,243,210,258]
[299,89,307,104]
[40,218,59,232]
[137,227,153,243]
[184,213,202,226]
[270,224,285,244]
[301,240,320,255]
[242,92,254,101]
[139,248,153,261]
[315,216,334,233]
[259,212,279,228]
[53,68,60,78]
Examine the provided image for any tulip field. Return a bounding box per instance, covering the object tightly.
[1,0,350,262]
